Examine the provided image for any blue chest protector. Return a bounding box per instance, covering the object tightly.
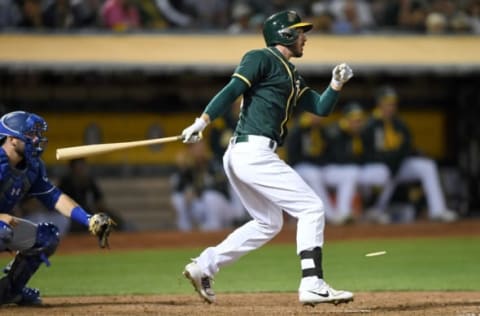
[0,111,63,305]
[0,149,63,304]
[0,149,61,212]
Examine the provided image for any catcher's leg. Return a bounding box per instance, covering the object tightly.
[0,222,59,305]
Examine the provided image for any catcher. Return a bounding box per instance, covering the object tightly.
[0,111,114,306]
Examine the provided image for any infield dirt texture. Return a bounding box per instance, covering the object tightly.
[2,220,480,316]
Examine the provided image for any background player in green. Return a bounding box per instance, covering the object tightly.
[363,85,458,222]
[181,10,354,306]
[286,112,337,223]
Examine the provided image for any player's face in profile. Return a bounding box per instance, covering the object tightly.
[290,29,307,58]
[12,137,26,158]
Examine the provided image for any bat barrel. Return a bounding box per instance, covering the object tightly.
[56,135,183,160]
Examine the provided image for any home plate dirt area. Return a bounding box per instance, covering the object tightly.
[2,220,480,316]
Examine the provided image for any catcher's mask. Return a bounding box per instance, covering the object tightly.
[263,10,313,47]
[0,111,48,160]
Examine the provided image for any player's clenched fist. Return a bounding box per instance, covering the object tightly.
[330,63,353,91]
[182,117,207,143]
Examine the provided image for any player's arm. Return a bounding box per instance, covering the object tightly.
[31,184,98,229]
[182,49,264,143]
[49,191,108,232]
[29,163,102,226]
[297,86,340,116]
[54,193,91,225]
[30,172,93,227]
[203,77,249,122]
[54,193,114,248]
[181,78,248,143]
[31,164,114,247]
[298,63,354,116]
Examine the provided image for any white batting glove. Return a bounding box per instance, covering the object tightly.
[330,63,354,90]
[182,117,207,143]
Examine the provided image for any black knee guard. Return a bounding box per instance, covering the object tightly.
[0,223,59,304]
[300,247,323,279]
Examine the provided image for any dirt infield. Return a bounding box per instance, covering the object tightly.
[1,220,480,315]
[1,292,479,316]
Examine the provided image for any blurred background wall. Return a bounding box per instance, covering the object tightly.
[0,0,479,230]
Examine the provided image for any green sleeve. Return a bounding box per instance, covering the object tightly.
[297,86,340,116]
[231,49,266,87]
[204,77,248,121]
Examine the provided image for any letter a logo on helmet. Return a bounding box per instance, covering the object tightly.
[263,10,313,47]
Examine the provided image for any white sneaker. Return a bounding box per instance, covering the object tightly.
[431,209,458,222]
[183,262,216,304]
[299,282,354,306]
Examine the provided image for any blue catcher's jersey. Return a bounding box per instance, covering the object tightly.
[0,148,62,213]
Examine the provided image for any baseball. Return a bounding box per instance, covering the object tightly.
[365,251,387,257]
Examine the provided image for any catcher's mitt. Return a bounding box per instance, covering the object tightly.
[88,213,115,248]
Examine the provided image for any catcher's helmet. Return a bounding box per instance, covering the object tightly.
[263,10,313,47]
[0,111,48,159]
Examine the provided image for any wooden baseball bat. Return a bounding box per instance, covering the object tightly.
[56,135,183,160]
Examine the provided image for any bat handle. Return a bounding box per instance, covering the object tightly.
[181,131,203,142]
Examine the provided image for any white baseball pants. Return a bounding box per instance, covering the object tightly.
[294,163,335,221]
[172,190,238,231]
[295,162,390,221]
[322,163,390,219]
[375,157,448,217]
[195,135,325,277]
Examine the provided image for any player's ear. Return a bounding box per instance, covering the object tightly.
[9,136,21,147]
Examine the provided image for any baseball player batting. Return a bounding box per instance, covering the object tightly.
[182,10,354,306]
[0,111,114,306]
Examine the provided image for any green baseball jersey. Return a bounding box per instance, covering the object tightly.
[363,115,414,173]
[324,122,367,165]
[286,121,329,167]
[232,47,306,145]
[203,47,340,146]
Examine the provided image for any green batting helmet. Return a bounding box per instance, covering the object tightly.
[263,10,313,47]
